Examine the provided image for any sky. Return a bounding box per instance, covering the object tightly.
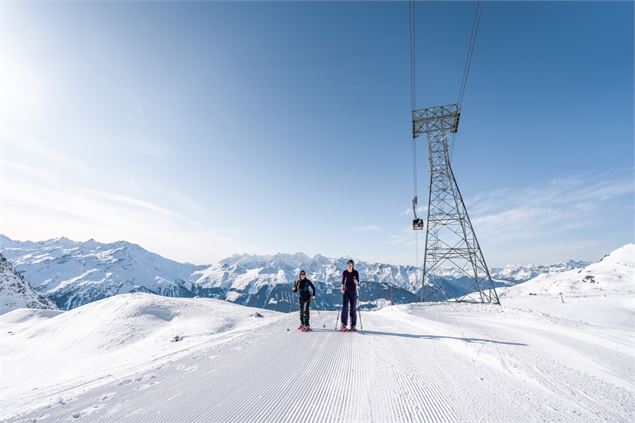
[0,1,633,267]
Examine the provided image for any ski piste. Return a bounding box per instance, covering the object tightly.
[4,245,634,423]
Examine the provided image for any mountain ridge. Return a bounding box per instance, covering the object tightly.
[0,253,58,314]
[0,234,593,311]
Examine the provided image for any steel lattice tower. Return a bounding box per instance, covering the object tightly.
[413,104,500,304]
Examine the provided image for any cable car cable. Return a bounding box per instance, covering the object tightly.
[451,1,483,159]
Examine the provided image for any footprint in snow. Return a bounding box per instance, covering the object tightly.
[134,373,156,382]
[71,404,104,419]
[136,382,160,391]
[22,415,50,423]
[176,364,197,372]
[100,392,116,402]
[56,396,78,406]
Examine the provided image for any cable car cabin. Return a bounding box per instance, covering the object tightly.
[412,218,424,231]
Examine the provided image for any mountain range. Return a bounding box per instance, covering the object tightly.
[0,234,589,312]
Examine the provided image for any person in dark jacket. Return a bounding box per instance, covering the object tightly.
[292,270,316,331]
[340,259,360,331]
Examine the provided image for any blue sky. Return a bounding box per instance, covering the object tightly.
[1,1,632,266]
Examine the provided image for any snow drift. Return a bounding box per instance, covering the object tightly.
[0,293,280,418]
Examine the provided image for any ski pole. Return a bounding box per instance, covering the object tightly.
[287,284,292,314]
[285,284,293,332]
[358,282,363,330]
[335,285,344,329]
[335,290,340,330]
[313,295,321,319]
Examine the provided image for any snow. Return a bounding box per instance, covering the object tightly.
[1,234,591,312]
[0,235,203,309]
[499,244,635,327]
[1,244,633,422]
[0,254,57,315]
[3,290,634,420]
[0,293,280,419]
[494,260,590,282]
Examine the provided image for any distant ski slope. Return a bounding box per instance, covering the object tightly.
[2,289,633,422]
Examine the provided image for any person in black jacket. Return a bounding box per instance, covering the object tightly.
[292,270,316,331]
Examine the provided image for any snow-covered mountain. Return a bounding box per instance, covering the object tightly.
[0,253,57,314]
[0,236,419,310]
[181,252,588,307]
[502,243,634,300]
[497,244,634,329]
[0,235,203,310]
[191,252,420,311]
[492,260,590,283]
[0,234,592,311]
[419,260,590,301]
[193,252,419,291]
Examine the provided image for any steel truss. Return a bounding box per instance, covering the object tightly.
[413,104,499,304]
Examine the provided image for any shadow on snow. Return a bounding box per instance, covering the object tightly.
[309,328,527,346]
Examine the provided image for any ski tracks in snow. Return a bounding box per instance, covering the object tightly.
[8,313,460,423]
[7,307,634,423]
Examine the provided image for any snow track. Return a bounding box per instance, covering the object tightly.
[5,303,634,423]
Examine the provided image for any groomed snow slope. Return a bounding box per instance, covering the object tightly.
[2,284,633,422]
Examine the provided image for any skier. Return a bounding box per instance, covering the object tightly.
[292,270,316,331]
[340,259,360,331]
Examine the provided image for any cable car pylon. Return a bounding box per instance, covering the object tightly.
[408,1,500,304]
